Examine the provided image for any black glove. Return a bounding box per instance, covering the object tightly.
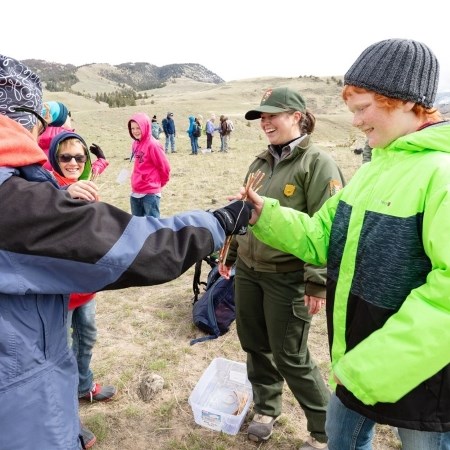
[89,143,106,159]
[212,200,253,236]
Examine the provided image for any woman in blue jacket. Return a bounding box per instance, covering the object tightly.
[0,54,252,450]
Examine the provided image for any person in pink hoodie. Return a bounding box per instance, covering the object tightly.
[128,112,171,218]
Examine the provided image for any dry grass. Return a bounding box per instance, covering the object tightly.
[49,76,400,449]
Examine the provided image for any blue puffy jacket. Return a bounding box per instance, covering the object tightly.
[0,116,225,450]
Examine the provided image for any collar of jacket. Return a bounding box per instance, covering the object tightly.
[260,134,311,160]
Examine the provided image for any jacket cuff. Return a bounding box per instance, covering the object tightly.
[305,281,326,298]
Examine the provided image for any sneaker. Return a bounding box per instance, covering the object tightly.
[80,383,117,402]
[79,423,96,449]
[247,414,277,442]
[299,435,328,449]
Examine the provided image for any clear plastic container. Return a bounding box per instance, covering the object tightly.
[188,357,253,435]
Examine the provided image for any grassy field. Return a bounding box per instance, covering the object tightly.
[49,75,401,449]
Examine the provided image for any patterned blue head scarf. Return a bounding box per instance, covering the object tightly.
[0,55,43,130]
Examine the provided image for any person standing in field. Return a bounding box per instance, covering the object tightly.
[205,113,218,151]
[151,115,163,140]
[237,39,450,450]
[219,114,233,152]
[161,111,176,153]
[220,87,345,450]
[128,112,171,218]
[187,115,199,155]
[48,131,116,448]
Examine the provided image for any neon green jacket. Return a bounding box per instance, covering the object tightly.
[251,122,450,431]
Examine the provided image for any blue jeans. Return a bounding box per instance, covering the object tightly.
[130,194,160,218]
[164,134,176,153]
[326,392,450,450]
[190,135,198,154]
[67,299,97,397]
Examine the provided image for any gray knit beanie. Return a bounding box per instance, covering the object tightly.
[344,39,439,108]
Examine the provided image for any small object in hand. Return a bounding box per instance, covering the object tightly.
[219,170,265,263]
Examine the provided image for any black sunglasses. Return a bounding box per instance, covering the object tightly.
[12,106,48,136]
[58,154,88,163]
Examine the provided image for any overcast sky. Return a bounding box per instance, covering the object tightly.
[4,0,450,90]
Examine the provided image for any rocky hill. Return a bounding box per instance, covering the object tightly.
[23,59,225,93]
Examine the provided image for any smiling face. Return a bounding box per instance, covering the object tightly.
[346,91,419,148]
[130,121,142,140]
[259,111,302,145]
[57,139,88,180]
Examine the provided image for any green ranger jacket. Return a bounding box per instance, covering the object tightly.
[227,135,345,297]
[251,122,450,431]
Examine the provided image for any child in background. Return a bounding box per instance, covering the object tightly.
[128,113,171,217]
[151,115,163,140]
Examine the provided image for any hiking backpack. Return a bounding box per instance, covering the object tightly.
[193,123,201,138]
[190,255,236,345]
[226,120,234,132]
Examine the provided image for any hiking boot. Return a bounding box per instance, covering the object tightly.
[299,435,328,449]
[79,423,96,449]
[247,414,277,442]
[80,382,117,402]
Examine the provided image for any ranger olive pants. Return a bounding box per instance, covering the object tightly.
[235,259,329,442]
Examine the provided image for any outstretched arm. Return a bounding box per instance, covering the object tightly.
[0,178,251,295]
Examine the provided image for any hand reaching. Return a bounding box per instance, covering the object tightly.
[212,200,253,236]
[228,186,264,225]
[89,143,106,160]
[218,262,233,280]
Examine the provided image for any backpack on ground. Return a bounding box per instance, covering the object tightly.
[226,120,234,132]
[190,255,236,345]
[193,123,201,138]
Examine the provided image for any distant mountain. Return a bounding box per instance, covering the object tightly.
[23,59,225,93]
[435,91,450,114]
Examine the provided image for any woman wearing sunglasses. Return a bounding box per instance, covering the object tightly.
[40,101,109,178]
[48,131,117,443]
[48,131,100,202]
